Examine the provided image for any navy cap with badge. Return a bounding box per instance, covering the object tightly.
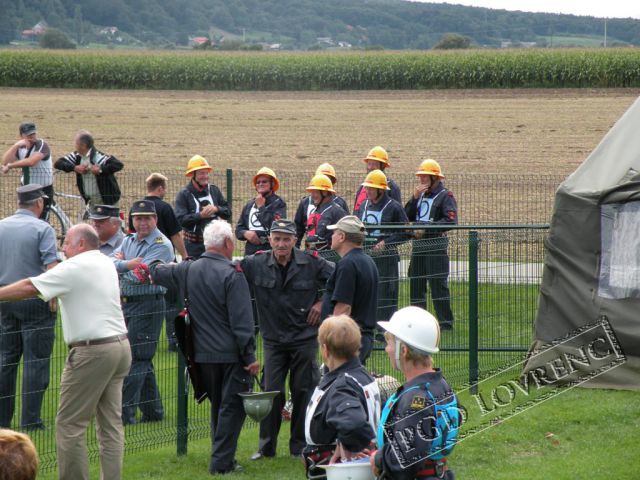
[270,219,296,235]
[130,199,157,216]
[17,184,47,203]
[89,204,121,220]
[19,122,37,136]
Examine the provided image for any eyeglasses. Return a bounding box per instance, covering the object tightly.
[255,180,271,185]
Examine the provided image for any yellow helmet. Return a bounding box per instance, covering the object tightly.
[415,159,444,178]
[362,169,390,190]
[306,174,336,193]
[252,167,280,192]
[315,163,337,183]
[185,155,212,176]
[363,146,390,168]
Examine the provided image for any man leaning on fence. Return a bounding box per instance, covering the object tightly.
[0,185,58,431]
[111,200,174,425]
[150,220,259,475]
[54,130,123,208]
[0,223,131,480]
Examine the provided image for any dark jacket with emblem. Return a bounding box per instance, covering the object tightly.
[54,148,123,205]
[294,195,350,247]
[150,253,256,365]
[175,181,231,238]
[375,369,458,480]
[405,183,458,238]
[241,248,334,346]
[353,192,411,252]
[294,198,348,249]
[307,357,376,452]
[235,193,287,255]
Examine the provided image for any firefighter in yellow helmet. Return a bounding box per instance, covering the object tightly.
[354,146,402,212]
[294,164,349,252]
[405,159,457,330]
[175,155,231,258]
[294,174,348,254]
[353,170,411,344]
[235,167,287,255]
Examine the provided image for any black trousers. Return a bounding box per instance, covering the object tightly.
[200,362,252,473]
[259,343,320,456]
[409,238,454,326]
[372,252,400,323]
[184,240,205,259]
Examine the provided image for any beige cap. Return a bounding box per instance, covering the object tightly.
[327,215,365,234]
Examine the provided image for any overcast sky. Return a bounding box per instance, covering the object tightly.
[417,1,640,19]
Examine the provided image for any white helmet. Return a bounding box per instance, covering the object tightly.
[378,306,440,367]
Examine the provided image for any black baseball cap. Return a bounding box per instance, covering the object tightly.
[270,219,296,235]
[19,122,37,136]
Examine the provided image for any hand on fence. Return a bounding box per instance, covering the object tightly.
[373,240,386,252]
[244,361,260,376]
[1,165,9,174]
[132,263,151,283]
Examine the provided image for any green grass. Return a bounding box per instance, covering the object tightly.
[34,382,640,479]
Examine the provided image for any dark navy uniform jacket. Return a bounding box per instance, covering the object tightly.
[306,357,377,452]
[353,192,411,251]
[175,181,231,237]
[235,193,287,255]
[294,197,348,249]
[151,253,256,365]
[375,369,457,480]
[294,195,350,247]
[241,248,334,346]
[405,183,458,236]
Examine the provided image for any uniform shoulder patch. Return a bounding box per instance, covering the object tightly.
[447,191,454,197]
[154,236,164,244]
[447,211,457,220]
[410,394,427,410]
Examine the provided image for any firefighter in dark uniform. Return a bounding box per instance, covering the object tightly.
[241,219,334,460]
[236,167,287,256]
[354,146,401,212]
[150,219,259,475]
[303,315,380,480]
[175,155,231,259]
[372,306,460,480]
[111,200,174,425]
[405,160,457,330]
[354,169,411,323]
[295,163,349,246]
[295,174,348,255]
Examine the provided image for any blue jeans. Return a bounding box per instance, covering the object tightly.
[0,298,55,428]
[121,297,165,424]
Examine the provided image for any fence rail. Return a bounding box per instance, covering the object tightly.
[0,223,547,473]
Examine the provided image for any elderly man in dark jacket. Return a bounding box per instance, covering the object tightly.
[151,220,258,475]
[241,219,334,460]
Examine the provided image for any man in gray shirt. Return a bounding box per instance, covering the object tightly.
[90,204,124,256]
[0,184,59,430]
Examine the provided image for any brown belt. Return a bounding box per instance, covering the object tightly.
[69,334,128,349]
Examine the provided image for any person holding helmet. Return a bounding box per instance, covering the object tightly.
[354,169,410,325]
[175,155,231,259]
[405,160,458,330]
[303,315,380,480]
[236,167,287,256]
[354,146,401,212]
[295,163,349,248]
[295,174,348,254]
[371,306,460,480]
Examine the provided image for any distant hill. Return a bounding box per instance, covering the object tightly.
[1,0,639,49]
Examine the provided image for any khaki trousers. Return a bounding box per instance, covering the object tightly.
[56,338,132,480]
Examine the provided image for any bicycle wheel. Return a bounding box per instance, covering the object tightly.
[48,205,71,247]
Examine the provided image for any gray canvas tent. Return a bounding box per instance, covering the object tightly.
[529,96,640,390]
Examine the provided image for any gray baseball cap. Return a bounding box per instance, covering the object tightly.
[327,215,365,234]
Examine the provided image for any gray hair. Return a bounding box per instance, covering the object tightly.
[18,198,40,209]
[76,129,94,149]
[203,220,233,249]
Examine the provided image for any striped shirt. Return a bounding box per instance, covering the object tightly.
[18,139,53,187]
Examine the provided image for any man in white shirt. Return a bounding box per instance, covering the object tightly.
[0,223,131,480]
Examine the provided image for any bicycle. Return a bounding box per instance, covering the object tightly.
[46,191,89,246]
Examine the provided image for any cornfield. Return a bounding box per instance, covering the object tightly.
[1,49,640,90]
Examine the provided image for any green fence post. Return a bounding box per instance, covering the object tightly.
[22,167,29,185]
[226,168,233,223]
[468,230,479,394]
[177,298,188,456]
